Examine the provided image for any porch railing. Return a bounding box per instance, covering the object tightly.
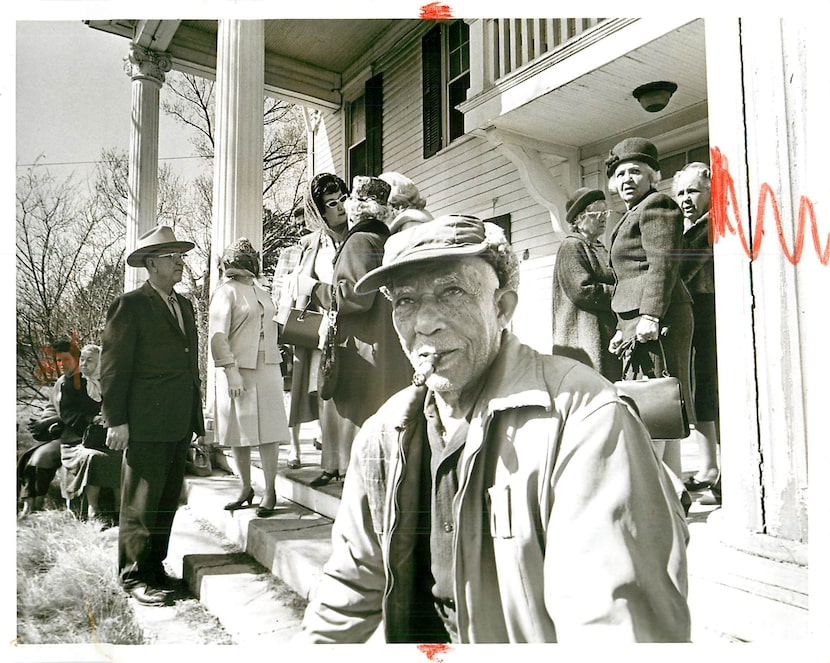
[483,18,606,84]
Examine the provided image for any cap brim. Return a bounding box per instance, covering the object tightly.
[126,241,196,267]
[354,241,489,294]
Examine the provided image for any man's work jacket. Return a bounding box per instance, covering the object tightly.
[299,332,691,643]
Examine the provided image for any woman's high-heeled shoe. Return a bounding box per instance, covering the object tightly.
[310,470,341,487]
[224,487,255,511]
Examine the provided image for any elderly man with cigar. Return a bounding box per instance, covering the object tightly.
[298,214,691,643]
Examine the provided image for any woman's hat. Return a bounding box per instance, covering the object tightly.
[355,214,490,294]
[127,225,195,267]
[565,188,606,225]
[605,137,660,178]
[351,176,391,206]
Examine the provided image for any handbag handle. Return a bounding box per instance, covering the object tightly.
[620,336,672,380]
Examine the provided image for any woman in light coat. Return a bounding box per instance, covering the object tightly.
[211,237,290,517]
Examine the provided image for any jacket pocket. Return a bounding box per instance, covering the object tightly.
[487,484,513,539]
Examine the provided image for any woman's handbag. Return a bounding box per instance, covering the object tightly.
[81,423,108,451]
[279,302,325,348]
[614,338,690,440]
[185,438,213,477]
[317,290,340,401]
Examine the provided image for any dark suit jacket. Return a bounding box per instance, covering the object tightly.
[100,281,205,442]
[608,188,691,319]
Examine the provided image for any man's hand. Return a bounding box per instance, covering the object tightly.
[225,366,245,399]
[106,423,130,451]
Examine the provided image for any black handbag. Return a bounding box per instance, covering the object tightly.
[279,302,325,348]
[614,339,690,440]
[81,423,108,451]
[317,293,340,401]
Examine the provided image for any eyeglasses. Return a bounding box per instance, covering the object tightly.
[324,194,349,209]
[583,210,611,221]
[154,252,187,260]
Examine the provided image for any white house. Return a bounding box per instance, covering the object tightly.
[86,15,824,642]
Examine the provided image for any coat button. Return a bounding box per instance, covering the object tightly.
[443,521,453,533]
[184,347,189,353]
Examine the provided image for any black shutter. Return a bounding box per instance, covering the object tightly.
[365,73,383,176]
[422,25,443,159]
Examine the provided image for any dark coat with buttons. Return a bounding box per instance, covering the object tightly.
[100,281,204,442]
[608,189,691,319]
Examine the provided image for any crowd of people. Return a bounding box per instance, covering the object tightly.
[17,136,719,640]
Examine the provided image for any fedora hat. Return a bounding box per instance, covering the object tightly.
[127,225,195,267]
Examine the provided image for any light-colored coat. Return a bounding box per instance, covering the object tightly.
[300,333,691,643]
[210,277,279,369]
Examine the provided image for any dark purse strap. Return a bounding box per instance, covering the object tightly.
[620,337,671,380]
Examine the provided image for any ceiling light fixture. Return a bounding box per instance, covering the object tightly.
[632,81,678,113]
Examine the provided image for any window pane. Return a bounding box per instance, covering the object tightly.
[689,144,710,165]
[350,95,366,146]
[448,73,470,140]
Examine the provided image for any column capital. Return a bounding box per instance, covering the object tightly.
[123,45,173,87]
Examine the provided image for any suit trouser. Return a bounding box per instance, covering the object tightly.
[118,436,190,588]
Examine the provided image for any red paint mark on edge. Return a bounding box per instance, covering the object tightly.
[710,146,828,265]
[420,3,454,19]
[417,643,452,662]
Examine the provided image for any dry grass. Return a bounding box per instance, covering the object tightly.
[16,509,144,644]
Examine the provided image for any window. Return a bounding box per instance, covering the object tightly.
[348,73,383,180]
[656,143,710,195]
[422,21,470,158]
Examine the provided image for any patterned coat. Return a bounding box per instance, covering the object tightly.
[552,234,620,381]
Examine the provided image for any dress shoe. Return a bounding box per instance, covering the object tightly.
[287,458,301,470]
[152,569,184,593]
[310,470,341,487]
[127,583,170,607]
[256,505,280,517]
[683,469,719,492]
[224,487,255,511]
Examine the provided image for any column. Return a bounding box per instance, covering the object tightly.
[205,19,264,428]
[123,45,172,292]
[211,19,265,286]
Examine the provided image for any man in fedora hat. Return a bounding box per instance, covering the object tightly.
[298,214,690,643]
[100,225,205,606]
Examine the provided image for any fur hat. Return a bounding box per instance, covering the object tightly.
[565,188,606,225]
[605,137,660,178]
[127,225,195,267]
[351,176,391,206]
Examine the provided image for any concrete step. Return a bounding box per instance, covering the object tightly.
[182,469,336,603]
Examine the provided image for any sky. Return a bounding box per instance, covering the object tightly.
[16,20,203,183]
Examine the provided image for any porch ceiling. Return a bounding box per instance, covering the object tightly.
[487,19,708,155]
[86,18,421,107]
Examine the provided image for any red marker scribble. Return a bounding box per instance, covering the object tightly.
[417,643,452,662]
[420,3,454,19]
[710,146,828,266]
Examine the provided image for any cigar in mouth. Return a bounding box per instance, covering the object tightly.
[412,352,439,387]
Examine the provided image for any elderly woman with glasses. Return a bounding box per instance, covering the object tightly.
[552,188,621,382]
[605,138,695,478]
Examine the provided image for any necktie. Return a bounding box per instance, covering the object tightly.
[168,294,184,333]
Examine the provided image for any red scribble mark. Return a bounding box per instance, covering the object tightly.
[420,3,454,19]
[710,146,828,266]
[417,643,452,662]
